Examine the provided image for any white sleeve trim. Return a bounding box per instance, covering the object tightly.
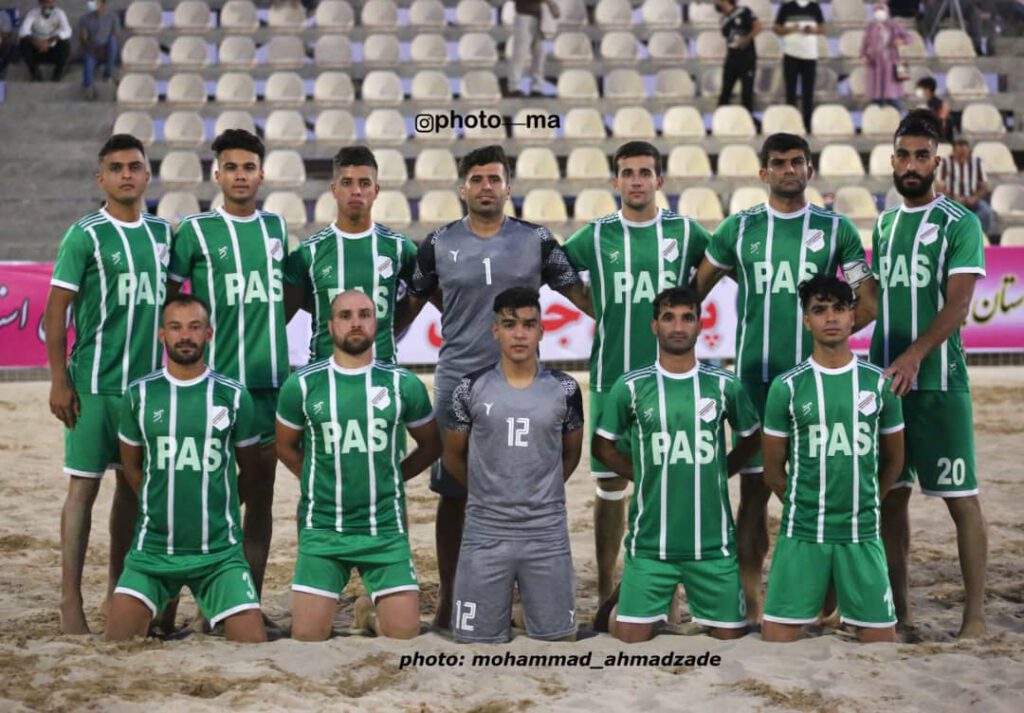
[879,424,905,435]
[50,278,80,292]
[948,267,986,277]
[705,252,733,270]
[406,410,435,429]
[235,435,261,448]
[762,427,789,438]
[737,423,761,437]
[118,433,142,447]
[594,427,620,441]
[167,272,186,283]
[275,414,303,431]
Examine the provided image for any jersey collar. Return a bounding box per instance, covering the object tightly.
[899,193,944,214]
[100,207,144,229]
[216,206,260,223]
[766,204,809,219]
[331,222,376,240]
[808,355,856,375]
[618,209,662,228]
[163,366,211,387]
[655,358,699,380]
[330,355,373,375]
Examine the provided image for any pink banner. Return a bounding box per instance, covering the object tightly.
[0,262,74,368]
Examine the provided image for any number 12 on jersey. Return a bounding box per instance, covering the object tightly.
[506,417,529,447]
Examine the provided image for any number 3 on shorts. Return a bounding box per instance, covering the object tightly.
[936,457,966,486]
[242,571,256,599]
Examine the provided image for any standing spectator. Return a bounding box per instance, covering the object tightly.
[716,0,762,115]
[938,139,997,242]
[0,11,15,80]
[18,0,72,82]
[79,0,121,100]
[508,0,560,97]
[914,77,953,141]
[774,0,825,132]
[861,3,911,108]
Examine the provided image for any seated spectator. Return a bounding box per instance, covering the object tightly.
[79,0,122,100]
[937,139,997,243]
[0,11,14,80]
[914,77,953,142]
[861,3,911,108]
[18,0,72,82]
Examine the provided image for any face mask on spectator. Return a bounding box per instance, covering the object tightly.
[915,88,926,99]
[87,0,98,11]
[795,0,810,7]
[874,10,888,21]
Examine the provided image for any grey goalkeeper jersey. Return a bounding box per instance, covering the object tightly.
[410,217,581,395]
[449,363,584,539]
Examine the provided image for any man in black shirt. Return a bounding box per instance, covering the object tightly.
[716,0,762,114]
[774,1,825,131]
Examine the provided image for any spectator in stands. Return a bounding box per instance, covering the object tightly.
[0,11,14,80]
[887,0,921,27]
[508,0,560,97]
[938,139,997,242]
[774,0,824,131]
[914,77,953,141]
[716,0,762,115]
[18,0,72,82]
[79,0,122,100]
[860,3,911,108]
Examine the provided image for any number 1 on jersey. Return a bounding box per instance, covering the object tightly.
[482,257,492,285]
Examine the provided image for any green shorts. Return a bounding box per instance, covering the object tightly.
[292,529,418,603]
[736,381,769,475]
[249,388,280,447]
[617,551,747,629]
[764,536,896,628]
[115,545,260,627]
[65,391,123,477]
[895,390,977,498]
[590,389,631,486]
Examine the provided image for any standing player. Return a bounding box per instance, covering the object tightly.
[284,146,419,363]
[592,287,760,642]
[694,132,878,622]
[406,145,589,629]
[44,133,171,634]
[106,295,266,643]
[562,140,711,605]
[443,287,584,643]
[762,275,904,643]
[276,291,441,640]
[167,129,287,601]
[873,110,988,638]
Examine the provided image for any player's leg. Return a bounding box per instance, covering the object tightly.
[107,469,138,608]
[291,591,337,641]
[451,535,516,643]
[679,557,749,641]
[945,495,987,638]
[105,593,155,641]
[736,474,771,624]
[833,539,897,644]
[762,537,831,643]
[881,485,912,627]
[357,537,422,639]
[430,386,467,630]
[106,553,175,640]
[591,389,629,604]
[242,390,280,596]
[193,547,265,643]
[222,609,267,643]
[369,591,421,639]
[610,552,679,644]
[516,536,577,642]
[290,538,349,641]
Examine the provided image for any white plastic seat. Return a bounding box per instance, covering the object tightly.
[729,186,770,214]
[810,104,855,138]
[263,151,306,189]
[166,73,206,107]
[361,0,399,31]
[557,69,599,102]
[164,111,205,148]
[220,1,258,33]
[611,106,655,139]
[411,34,449,67]
[263,192,308,230]
[125,1,162,33]
[687,2,719,28]
[1001,227,1024,247]
[566,147,611,181]
[641,0,681,29]
[218,36,256,70]
[946,65,989,99]
[661,106,705,139]
[838,30,865,59]
[861,104,901,138]
[666,146,712,179]
[156,192,200,227]
[717,145,760,179]
[522,189,568,223]
[754,32,782,61]
[363,34,401,68]
[512,108,558,142]
[113,112,155,146]
[313,192,336,225]
[265,36,307,70]
[121,36,161,71]
[678,187,723,222]
[375,149,408,188]
[313,109,356,143]
[604,69,645,102]
[173,1,210,31]
[647,31,687,63]
[934,29,976,61]
[600,31,639,64]
[409,0,446,29]
[653,69,695,101]
[516,147,560,181]
[315,1,355,31]
[375,191,413,226]
[553,32,593,65]
[264,72,305,107]
[831,0,867,28]
[762,105,806,135]
[868,144,893,177]
[711,106,756,139]
[574,189,618,221]
[419,190,463,224]
[847,65,868,100]
[806,186,826,208]
[214,110,256,137]
[362,71,405,106]
[313,72,354,106]
[458,33,498,66]
[900,31,927,61]
[170,36,210,70]
[594,0,632,29]
[815,66,840,100]
[460,71,501,103]
[215,72,257,107]
[365,109,408,144]
[555,0,588,29]
[991,184,1024,217]
[268,2,306,32]
[818,144,865,178]
[314,35,353,68]
[695,31,726,62]
[159,151,203,189]
[116,73,158,108]
[265,110,308,146]
[961,103,1006,137]
[455,0,492,29]
[412,70,453,103]
[972,142,1016,176]
[834,186,878,221]
[563,108,607,141]
[414,149,458,183]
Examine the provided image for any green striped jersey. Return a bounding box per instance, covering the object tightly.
[563,209,710,392]
[869,195,985,392]
[283,223,418,363]
[50,209,172,395]
[763,357,904,544]
[275,358,433,536]
[118,368,260,556]
[168,208,290,390]
[706,204,866,384]
[596,361,761,561]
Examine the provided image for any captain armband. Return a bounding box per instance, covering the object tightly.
[841,259,874,290]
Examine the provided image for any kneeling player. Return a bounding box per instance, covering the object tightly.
[593,287,760,642]
[443,287,584,643]
[107,295,266,643]
[762,275,904,643]
[276,291,440,640]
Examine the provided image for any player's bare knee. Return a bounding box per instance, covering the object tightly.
[291,619,331,642]
[613,623,653,644]
[225,612,267,644]
[65,477,101,506]
[710,626,747,640]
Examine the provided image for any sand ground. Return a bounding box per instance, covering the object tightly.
[0,368,1022,712]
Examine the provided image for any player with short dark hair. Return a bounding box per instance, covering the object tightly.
[443,287,584,643]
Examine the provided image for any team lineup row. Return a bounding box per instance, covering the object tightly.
[46,108,987,644]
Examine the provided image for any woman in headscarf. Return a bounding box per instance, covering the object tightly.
[860,2,912,107]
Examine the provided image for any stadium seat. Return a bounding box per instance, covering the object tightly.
[744,0,773,20]
[113,112,155,146]
[458,33,499,66]
[121,36,161,72]
[365,109,408,144]
[314,35,353,68]
[164,111,205,148]
[412,110,457,144]
[411,34,449,66]
[170,36,210,70]
[961,103,1006,138]
[653,69,695,100]
[265,36,308,70]
[1001,227,1024,247]
[315,1,355,31]
[156,192,201,227]
[361,0,399,31]
[810,104,855,137]
[220,1,259,33]
[566,147,611,181]
[412,70,453,103]
[313,72,354,105]
[214,110,256,137]
[666,145,712,180]
[687,2,719,29]
[946,65,989,99]
[555,0,588,29]
[717,145,760,179]
[375,148,409,187]
[363,35,401,68]
[362,71,405,106]
[662,106,705,139]
[419,190,463,224]
[375,191,413,226]
[414,149,458,183]
[159,152,203,189]
[815,66,840,100]
[314,109,356,143]
[263,151,306,189]
[831,0,867,28]
[884,186,901,210]
[934,29,976,61]
[655,191,671,210]
[117,74,158,108]
[313,192,336,224]
[263,192,308,229]
[641,0,681,28]
[756,65,783,96]
[553,32,594,65]
[761,105,806,135]
[818,144,865,178]
[754,32,782,61]
[695,31,727,61]
[522,189,569,223]
[604,69,646,102]
[600,31,639,64]
[868,144,893,177]
[678,187,724,222]
[218,36,256,70]
[594,0,633,29]
[563,108,607,141]
[992,184,1024,218]
[834,186,878,221]
[857,228,873,250]
[516,147,561,181]
[901,31,927,61]
[215,72,257,107]
[729,187,769,214]
[557,69,599,102]
[647,31,687,63]
[165,73,206,107]
[575,189,618,221]
[861,104,901,138]
[711,106,756,139]
[513,108,558,141]
[460,71,501,103]
[125,1,162,33]
[264,72,305,107]
[409,0,446,29]
[806,186,825,208]
[265,110,308,146]
[612,106,655,139]
[463,118,507,142]
[173,1,210,31]
[837,30,864,59]
[846,65,868,100]
[456,0,493,29]
[972,142,1017,177]
[268,2,306,31]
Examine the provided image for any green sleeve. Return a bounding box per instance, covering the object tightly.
[561,223,595,274]
[682,219,712,285]
[233,388,261,446]
[118,388,142,446]
[835,215,868,266]
[946,211,986,276]
[168,219,198,283]
[594,376,632,441]
[706,215,739,271]
[51,224,93,292]
[879,380,905,433]
[399,236,419,282]
[726,377,761,437]
[283,243,311,289]
[401,371,434,427]
[870,218,882,275]
[275,374,305,430]
[762,377,792,438]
